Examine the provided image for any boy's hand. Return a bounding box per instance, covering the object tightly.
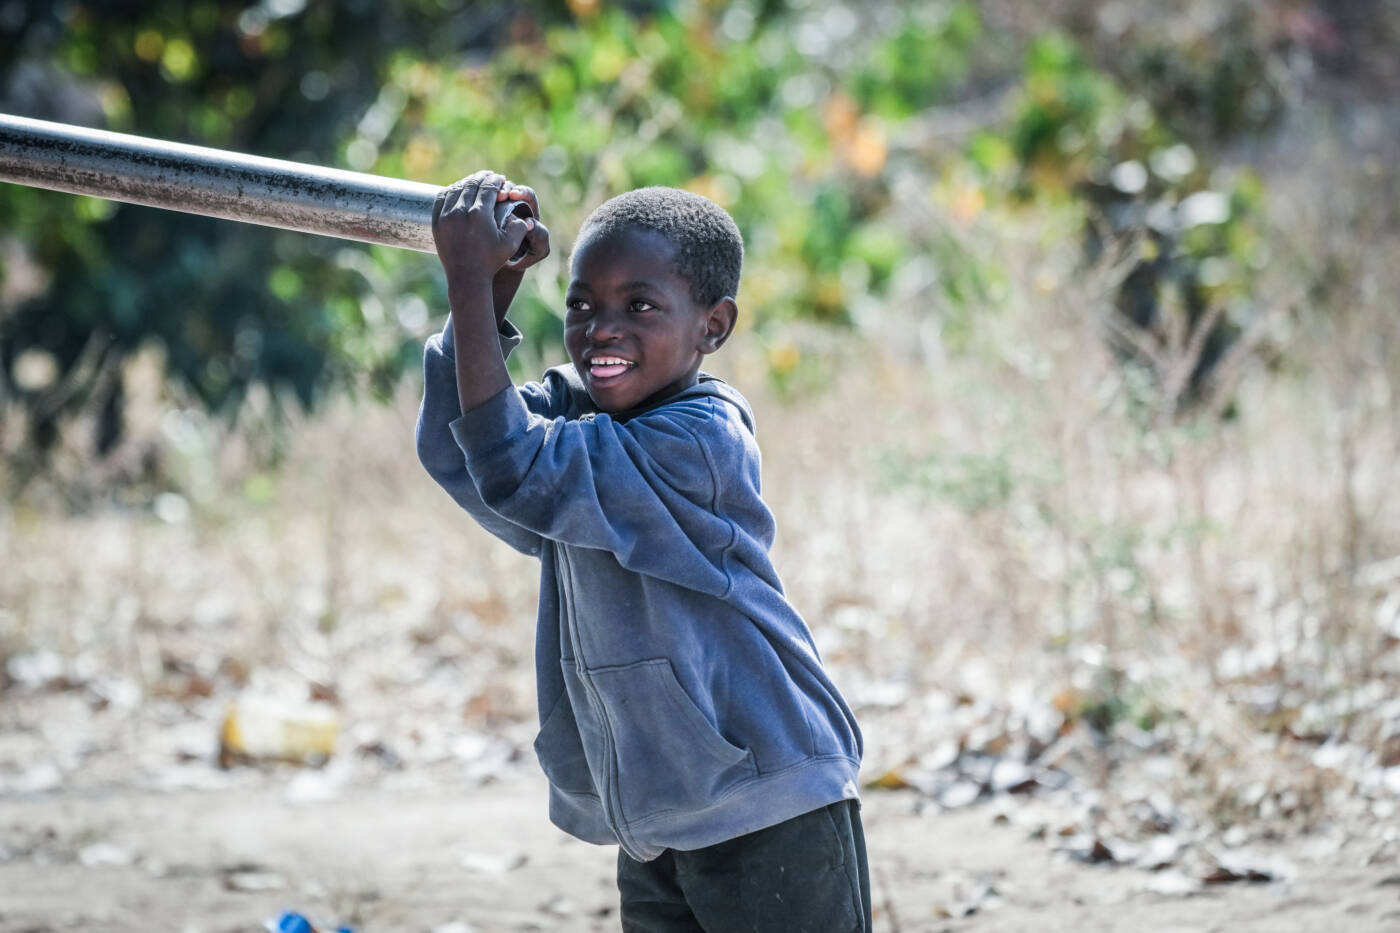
[499,179,550,272]
[433,170,550,326]
[432,170,533,285]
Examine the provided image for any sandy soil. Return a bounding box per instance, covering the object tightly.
[2,767,1397,933]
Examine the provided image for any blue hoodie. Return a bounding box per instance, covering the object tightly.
[416,319,862,861]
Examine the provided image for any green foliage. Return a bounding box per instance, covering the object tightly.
[848,3,981,119]
[981,32,1272,408]
[2,0,993,457]
[2,0,550,452]
[376,3,984,346]
[1076,669,1166,734]
[1,0,1293,460]
[1123,18,1285,140]
[1008,33,1128,193]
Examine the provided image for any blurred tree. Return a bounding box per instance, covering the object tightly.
[1,0,1358,473]
[1,0,989,469]
[976,31,1270,416]
[0,0,573,462]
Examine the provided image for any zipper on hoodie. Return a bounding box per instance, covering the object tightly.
[558,545,648,861]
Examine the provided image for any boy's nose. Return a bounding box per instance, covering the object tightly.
[586,313,623,341]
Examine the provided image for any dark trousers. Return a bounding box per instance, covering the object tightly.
[616,800,871,932]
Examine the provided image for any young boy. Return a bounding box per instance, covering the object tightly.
[416,170,868,931]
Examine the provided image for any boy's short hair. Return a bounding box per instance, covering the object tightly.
[578,187,743,306]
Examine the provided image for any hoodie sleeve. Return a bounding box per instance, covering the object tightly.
[416,317,560,557]
[449,384,742,597]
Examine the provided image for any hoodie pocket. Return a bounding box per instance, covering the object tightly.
[533,691,599,798]
[588,658,756,822]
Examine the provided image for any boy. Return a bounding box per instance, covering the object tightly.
[416,170,868,931]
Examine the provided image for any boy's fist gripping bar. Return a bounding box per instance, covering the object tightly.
[0,112,526,253]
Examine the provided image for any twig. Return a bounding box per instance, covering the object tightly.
[1160,301,1226,424]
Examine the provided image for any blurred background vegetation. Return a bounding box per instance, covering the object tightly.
[3,0,1393,483]
[2,0,1399,869]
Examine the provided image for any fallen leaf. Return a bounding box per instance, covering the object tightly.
[1203,849,1292,884]
[224,868,287,892]
[1139,871,1201,895]
[865,768,916,791]
[989,760,1037,794]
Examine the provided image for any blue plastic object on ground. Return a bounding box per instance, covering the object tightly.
[268,912,313,933]
[264,910,355,933]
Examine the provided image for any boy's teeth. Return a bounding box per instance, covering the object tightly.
[590,357,632,378]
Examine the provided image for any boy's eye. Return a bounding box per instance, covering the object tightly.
[565,299,591,316]
[629,300,656,313]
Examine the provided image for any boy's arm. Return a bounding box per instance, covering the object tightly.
[416,171,554,556]
[417,319,543,556]
[452,388,744,597]
[432,172,537,414]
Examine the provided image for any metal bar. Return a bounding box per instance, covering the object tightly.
[0,112,442,252]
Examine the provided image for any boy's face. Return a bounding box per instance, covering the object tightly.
[565,226,733,413]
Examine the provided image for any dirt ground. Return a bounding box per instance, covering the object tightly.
[4,278,1399,932]
[2,764,1397,933]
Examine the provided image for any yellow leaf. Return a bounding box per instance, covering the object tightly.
[950,185,985,225]
[823,91,860,143]
[1052,686,1084,715]
[848,119,887,178]
[865,769,913,790]
[768,342,801,375]
[134,29,164,63]
[403,134,441,179]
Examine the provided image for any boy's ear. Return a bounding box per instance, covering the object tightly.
[698,297,738,355]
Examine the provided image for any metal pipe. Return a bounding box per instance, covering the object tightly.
[0,112,443,252]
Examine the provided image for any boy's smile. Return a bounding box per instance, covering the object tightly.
[565,226,732,413]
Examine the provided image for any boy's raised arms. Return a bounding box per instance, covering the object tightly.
[432,170,550,414]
